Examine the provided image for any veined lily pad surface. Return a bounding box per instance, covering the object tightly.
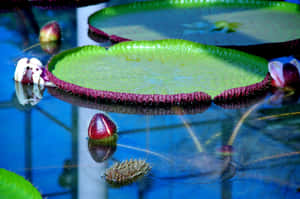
[88,0,300,46]
[47,40,269,105]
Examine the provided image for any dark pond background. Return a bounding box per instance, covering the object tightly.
[0,1,300,198]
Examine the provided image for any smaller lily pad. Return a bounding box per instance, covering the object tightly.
[46,39,269,105]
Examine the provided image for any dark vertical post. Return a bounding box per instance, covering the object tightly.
[71,105,78,199]
[221,117,234,199]
[25,110,32,181]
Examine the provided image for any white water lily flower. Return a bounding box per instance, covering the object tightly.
[268,57,300,88]
[14,57,45,86]
[14,57,56,88]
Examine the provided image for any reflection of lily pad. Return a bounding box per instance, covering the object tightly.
[46,39,269,105]
[88,0,300,46]
[48,87,212,115]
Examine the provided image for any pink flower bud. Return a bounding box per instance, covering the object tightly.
[88,113,117,140]
[39,21,61,43]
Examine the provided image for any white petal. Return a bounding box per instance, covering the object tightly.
[290,58,300,76]
[14,58,28,82]
[14,82,28,105]
[29,58,43,67]
[268,61,285,87]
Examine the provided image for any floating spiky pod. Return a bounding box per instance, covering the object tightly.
[104,159,151,186]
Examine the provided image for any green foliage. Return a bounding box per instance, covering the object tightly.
[48,39,268,98]
[0,169,42,199]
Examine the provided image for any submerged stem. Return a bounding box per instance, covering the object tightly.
[117,143,173,163]
[243,151,300,166]
[178,115,204,153]
[227,101,263,146]
[256,112,300,120]
[22,43,40,53]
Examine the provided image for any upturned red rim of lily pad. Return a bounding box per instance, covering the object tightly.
[47,87,212,115]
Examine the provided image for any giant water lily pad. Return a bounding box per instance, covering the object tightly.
[46,39,269,105]
[1,0,108,11]
[88,0,300,58]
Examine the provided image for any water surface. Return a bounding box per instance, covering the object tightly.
[0,2,299,199]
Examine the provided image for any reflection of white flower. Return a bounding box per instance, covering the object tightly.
[15,82,44,106]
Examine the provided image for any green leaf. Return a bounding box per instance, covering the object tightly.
[47,39,268,98]
[88,0,300,45]
[0,169,42,199]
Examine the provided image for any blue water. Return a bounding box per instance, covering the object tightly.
[0,1,300,199]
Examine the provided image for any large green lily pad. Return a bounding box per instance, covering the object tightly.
[88,0,300,45]
[47,40,268,104]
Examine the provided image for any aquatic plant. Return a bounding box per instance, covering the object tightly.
[14,57,55,88]
[88,113,118,144]
[268,57,300,89]
[88,0,300,60]
[1,0,108,10]
[0,168,42,199]
[14,58,44,85]
[104,159,151,186]
[46,39,269,105]
[39,21,61,43]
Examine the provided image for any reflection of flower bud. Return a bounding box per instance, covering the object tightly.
[88,113,117,140]
[39,21,61,43]
[15,81,44,106]
[40,41,61,54]
[88,139,117,163]
[217,145,234,156]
